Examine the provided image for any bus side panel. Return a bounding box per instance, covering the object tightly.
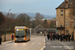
[25,36,27,41]
[26,29,28,41]
[25,29,30,41]
[14,37,16,41]
[26,32,28,41]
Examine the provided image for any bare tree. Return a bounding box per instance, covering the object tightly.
[0,12,6,25]
[4,13,16,29]
[35,13,44,25]
[35,13,44,20]
[50,20,56,28]
[44,19,48,28]
[16,13,31,27]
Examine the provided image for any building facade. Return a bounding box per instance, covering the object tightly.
[56,0,75,41]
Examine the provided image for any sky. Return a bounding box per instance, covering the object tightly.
[0,0,64,16]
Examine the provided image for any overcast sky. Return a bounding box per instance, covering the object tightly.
[0,0,64,16]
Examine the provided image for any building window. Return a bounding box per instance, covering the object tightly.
[66,21,68,26]
[56,21,58,27]
[61,10,63,16]
[73,21,75,27]
[66,30,69,34]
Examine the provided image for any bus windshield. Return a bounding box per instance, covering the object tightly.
[16,29,24,37]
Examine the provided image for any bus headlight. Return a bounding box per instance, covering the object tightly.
[16,38,17,40]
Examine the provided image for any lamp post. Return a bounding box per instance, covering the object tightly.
[4,9,11,41]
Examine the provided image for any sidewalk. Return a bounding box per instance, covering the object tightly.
[2,40,14,45]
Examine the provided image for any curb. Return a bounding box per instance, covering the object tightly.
[40,38,46,50]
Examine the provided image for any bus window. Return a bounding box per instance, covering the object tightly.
[16,29,24,37]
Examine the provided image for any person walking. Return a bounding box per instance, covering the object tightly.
[65,34,68,41]
[68,34,71,41]
[0,34,2,45]
[57,34,60,41]
[50,34,53,41]
[55,34,58,40]
[60,34,64,42]
[11,34,14,41]
[47,33,50,40]
[53,34,56,40]
[44,33,45,36]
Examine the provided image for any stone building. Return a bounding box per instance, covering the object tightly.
[56,0,75,41]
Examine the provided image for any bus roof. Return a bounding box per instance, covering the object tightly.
[15,26,30,30]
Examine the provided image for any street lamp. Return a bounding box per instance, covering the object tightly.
[7,9,11,17]
[4,9,11,41]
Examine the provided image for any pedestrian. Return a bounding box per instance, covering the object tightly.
[60,34,64,42]
[63,35,66,41]
[65,34,68,41]
[50,34,53,41]
[55,34,58,40]
[11,34,14,41]
[53,34,56,40]
[50,32,52,35]
[68,34,71,41]
[47,33,50,40]
[0,34,2,45]
[57,34,60,41]
[44,33,45,36]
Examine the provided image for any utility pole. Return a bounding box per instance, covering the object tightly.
[4,9,11,41]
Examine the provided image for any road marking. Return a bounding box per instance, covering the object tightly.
[40,46,45,50]
[57,41,72,50]
[43,38,45,49]
[47,43,50,44]
[40,38,46,50]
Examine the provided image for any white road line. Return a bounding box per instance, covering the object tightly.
[40,46,46,50]
[47,43,50,44]
[43,46,46,48]
[40,38,46,50]
[57,41,72,50]
[44,38,45,43]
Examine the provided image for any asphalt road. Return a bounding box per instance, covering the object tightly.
[0,36,75,50]
[45,38,75,50]
[0,37,45,50]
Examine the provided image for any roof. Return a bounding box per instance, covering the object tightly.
[34,24,44,30]
[15,26,29,29]
[56,0,73,9]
